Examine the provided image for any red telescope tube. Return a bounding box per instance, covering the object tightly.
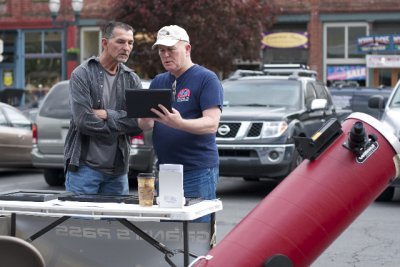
[194,113,400,267]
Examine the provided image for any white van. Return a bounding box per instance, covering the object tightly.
[369,79,400,201]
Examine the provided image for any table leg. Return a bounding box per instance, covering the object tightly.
[25,216,71,242]
[117,219,175,258]
[210,213,216,248]
[11,213,16,236]
[183,221,189,266]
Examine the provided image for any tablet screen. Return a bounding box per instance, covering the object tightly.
[125,89,172,118]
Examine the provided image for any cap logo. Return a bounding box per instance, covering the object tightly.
[159,30,170,37]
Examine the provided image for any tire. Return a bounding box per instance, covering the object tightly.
[44,168,65,186]
[375,186,395,202]
[289,148,303,172]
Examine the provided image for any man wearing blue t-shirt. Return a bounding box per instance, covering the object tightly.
[139,25,223,222]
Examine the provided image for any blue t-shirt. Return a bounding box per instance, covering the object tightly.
[150,64,223,171]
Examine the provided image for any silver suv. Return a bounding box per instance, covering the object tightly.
[31,81,155,186]
[369,79,400,201]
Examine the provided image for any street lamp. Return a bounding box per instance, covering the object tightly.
[48,0,83,25]
[48,0,83,79]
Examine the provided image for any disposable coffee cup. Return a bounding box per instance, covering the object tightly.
[137,173,155,207]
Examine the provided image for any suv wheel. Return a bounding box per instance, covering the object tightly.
[44,169,65,186]
[289,148,303,172]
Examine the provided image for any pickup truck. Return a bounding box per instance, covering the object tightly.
[217,68,337,181]
[329,86,392,122]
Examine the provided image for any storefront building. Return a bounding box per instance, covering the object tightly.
[1,0,400,96]
[0,0,109,97]
[265,0,400,88]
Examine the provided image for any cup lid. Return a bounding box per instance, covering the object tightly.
[138,172,155,178]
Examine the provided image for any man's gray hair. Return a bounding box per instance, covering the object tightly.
[101,21,134,39]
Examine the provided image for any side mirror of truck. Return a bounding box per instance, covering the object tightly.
[368,95,385,110]
[310,99,327,111]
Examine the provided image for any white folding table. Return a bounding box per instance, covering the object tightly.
[0,197,223,267]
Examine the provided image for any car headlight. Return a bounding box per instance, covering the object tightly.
[261,121,288,138]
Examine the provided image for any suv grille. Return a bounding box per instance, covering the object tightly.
[217,122,263,139]
[216,123,240,138]
[248,123,262,137]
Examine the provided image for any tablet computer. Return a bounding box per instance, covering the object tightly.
[125,89,172,118]
[0,190,72,202]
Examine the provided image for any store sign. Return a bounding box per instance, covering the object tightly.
[366,55,400,68]
[261,32,308,49]
[358,34,400,53]
[327,65,366,81]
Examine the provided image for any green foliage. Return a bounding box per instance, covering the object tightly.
[105,0,275,78]
[67,47,80,54]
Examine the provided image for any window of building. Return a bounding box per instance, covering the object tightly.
[326,23,367,60]
[44,31,62,54]
[25,31,62,55]
[327,27,345,58]
[24,30,63,93]
[348,27,367,58]
[324,23,369,85]
[81,27,101,61]
[25,58,61,92]
[25,32,41,54]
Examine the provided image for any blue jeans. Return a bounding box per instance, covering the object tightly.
[65,164,129,195]
[184,167,219,222]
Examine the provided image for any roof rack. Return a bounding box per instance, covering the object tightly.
[261,64,316,78]
[226,65,317,80]
[262,64,310,70]
[264,69,317,78]
[227,69,264,80]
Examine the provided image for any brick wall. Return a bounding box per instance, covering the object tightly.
[268,0,400,79]
[0,0,114,28]
[1,0,399,79]
[270,0,400,14]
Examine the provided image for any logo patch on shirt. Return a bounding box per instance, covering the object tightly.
[176,88,190,102]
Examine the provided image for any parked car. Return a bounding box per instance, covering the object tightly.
[31,80,155,186]
[217,65,337,181]
[329,86,392,121]
[0,87,43,122]
[18,97,44,122]
[369,80,400,201]
[0,102,32,167]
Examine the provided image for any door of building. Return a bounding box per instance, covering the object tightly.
[373,68,400,88]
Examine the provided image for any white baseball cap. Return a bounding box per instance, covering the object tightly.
[152,25,190,49]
